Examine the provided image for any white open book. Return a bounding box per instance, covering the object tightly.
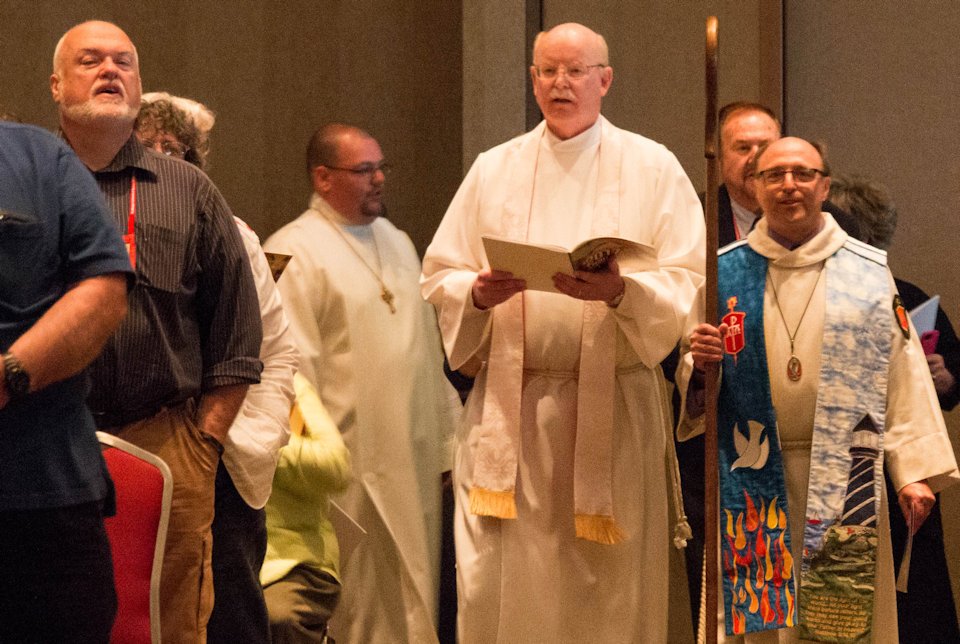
[908,294,939,334]
[481,235,658,293]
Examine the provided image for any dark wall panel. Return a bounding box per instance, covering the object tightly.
[0,1,462,254]
[786,0,960,613]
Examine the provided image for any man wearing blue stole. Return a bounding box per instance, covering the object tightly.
[679,137,958,643]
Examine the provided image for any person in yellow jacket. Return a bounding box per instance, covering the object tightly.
[260,374,351,643]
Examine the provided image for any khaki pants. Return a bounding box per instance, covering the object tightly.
[112,400,221,644]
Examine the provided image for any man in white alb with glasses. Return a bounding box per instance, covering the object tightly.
[266,124,457,644]
[422,22,704,643]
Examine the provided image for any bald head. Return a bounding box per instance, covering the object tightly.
[306,124,375,175]
[53,21,138,76]
[753,136,824,171]
[752,137,832,244]
[51,21,141,131]
[307,124,386,224]
[532,23,609,67]
[530,23,613,140]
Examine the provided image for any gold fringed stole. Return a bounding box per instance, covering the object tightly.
[470,118,629,545]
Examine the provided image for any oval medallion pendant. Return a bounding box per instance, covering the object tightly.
[787,355,802,381]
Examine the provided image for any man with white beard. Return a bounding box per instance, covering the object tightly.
[51,21,263,643]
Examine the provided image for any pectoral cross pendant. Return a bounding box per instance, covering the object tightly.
[381,286,397,314]
[787,355,802,381]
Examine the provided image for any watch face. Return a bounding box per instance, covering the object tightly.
[3,354,29,398]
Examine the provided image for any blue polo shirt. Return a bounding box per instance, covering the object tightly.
[0,122,132,510]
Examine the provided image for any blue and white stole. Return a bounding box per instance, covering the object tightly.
[716,239,891,642]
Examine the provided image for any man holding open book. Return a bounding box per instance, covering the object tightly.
[421,22,705,643]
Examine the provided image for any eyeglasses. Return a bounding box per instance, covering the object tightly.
[754,167,827,186]
[533,64,606,80]
[325,162,391,178]
[141,138,189,159]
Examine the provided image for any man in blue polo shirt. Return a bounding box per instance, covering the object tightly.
[0,120,132,642]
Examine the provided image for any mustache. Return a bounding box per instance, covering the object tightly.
[94,81,123,95]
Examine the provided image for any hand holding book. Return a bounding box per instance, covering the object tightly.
[471,269,526,310]
[481,235,657,294]
[553,257,625,306]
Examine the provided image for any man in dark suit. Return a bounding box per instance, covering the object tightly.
[715,102,860,245]
[672,102,861,631]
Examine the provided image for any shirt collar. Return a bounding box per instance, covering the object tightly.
[729,195,759,239]
[308,192,369,227]
[94,134,159,178]
[542,116,603,152]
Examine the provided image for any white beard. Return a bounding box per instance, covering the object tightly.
[60,98,138,128]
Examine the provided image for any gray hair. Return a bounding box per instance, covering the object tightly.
[828,174,898,250]
[136,94,214,170]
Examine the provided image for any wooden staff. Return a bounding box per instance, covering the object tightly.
[703,15,720,644]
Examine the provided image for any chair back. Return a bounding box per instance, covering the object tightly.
[98,431,173,644]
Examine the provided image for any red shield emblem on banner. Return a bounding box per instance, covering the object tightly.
[722,296,746,360]
[723,310,746,355]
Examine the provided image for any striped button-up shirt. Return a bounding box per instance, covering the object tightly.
[86,135,262,420]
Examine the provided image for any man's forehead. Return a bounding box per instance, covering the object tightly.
[757,139,821,168]
[724,110,778,135]
[535,45,592,62]
[74,45,136,58]
[728,130,776,145]
[62,22,137,59]
[535,27,603,62]
[338,134,383,160]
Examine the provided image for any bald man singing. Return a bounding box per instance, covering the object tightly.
[422,23,705,642]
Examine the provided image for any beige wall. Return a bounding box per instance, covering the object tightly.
[0,0,462,255]
[461,0,530,170]
[785,0,960,613]
[541,2,776,190]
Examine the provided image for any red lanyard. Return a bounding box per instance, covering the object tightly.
[123,176,137,269]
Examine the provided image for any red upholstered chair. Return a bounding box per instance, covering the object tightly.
[98,432,173,644]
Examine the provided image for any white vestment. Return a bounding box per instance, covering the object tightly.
[265,195,456,644]
[678,215,960,643]
[225,218,298,509]
[421,117,705,643]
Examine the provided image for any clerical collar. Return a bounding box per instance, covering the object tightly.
[766,217,826,250]
[543,117,602,152]
[309,192,373,228]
